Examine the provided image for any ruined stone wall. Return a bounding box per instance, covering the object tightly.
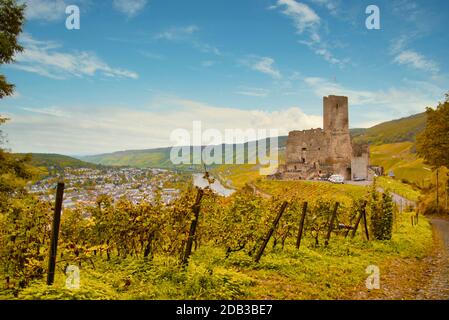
[286,129,328,165]
[351,153,369,180]
[280,95,358,180]
[351,144,370,180]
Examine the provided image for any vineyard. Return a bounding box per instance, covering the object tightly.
[0,176,432,300]
[253,180,368,205]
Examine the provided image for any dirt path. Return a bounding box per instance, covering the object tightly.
[351,216,449,300]
[377,188,416,209]
[416,218,449,299]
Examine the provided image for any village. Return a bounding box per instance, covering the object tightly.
[29,167,183,208]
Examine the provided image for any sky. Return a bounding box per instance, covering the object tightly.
[0,0,448,155]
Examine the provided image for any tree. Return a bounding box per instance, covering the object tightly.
[416,93,449,168]
[0,0,25,99]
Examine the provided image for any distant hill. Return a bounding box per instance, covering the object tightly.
[81,147,174,168]
[18,153,101,170]
[351,112,426,145]
[81,137,289,170]
[80,113,427,169]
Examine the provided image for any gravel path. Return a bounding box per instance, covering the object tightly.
[416,218,449,299]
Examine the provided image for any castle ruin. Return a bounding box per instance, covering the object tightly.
[275,95,370,181]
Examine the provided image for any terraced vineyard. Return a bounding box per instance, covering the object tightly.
[254,180,368,205]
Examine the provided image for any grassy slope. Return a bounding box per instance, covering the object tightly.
[22,153,100,169]
[211,164,262,189]
[80,148,174,168]
[6,211,432,300]
[376,176,421,202]
[81,138,290,169]
[13,153,102,179]
[352,112,426,145]
[370,142,431,188]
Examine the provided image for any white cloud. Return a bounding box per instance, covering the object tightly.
[274,0,320,34]
[194,42,222,56]
[154,25,221,56]
[11,34,138,80]
[304,77,375,105]
[235,87,270,97]
[201,60,216,67]
[304,76,440,115]
[313,47,344,65]
[113,0,147,17]
[21,106,69,117]
[310,0,339,14]
[155,25,199,41]
[271,0,345,66]
[390,35,439,75]
[3,98,322,154]
[140,51,165,60]
[19,0,68,21]
[390,34,411,54]
[393,50,439,74]
[245,56,282,79]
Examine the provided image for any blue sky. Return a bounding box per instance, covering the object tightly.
[1,0,448,155]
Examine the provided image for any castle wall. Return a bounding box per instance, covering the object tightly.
[351,153,369,180]
[280,95,356,180]
[286,129,328,164]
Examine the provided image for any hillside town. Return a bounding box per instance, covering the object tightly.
[29,167,183,208]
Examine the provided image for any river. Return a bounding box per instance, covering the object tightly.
[192,173,235,197]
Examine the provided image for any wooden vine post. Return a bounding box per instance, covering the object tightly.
[47,182,65,285]
[362,206,370,240]
[182,188,204,267]
[255,201,288,263]
[324,202,339,246]
[296,202,308,249]
[351,201,367,238]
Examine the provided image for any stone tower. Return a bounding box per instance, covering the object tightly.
[275,95,359,181]
[323,95,349,134]
[323,95,352,179]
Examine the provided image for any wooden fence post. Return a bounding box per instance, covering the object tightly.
[363,208,370,241]
[296,202,308,249]
[324,202,339,246]
[47,182,65,285]
[351,201,367,238]
[182,188,204,267]
[255,201,288,263]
